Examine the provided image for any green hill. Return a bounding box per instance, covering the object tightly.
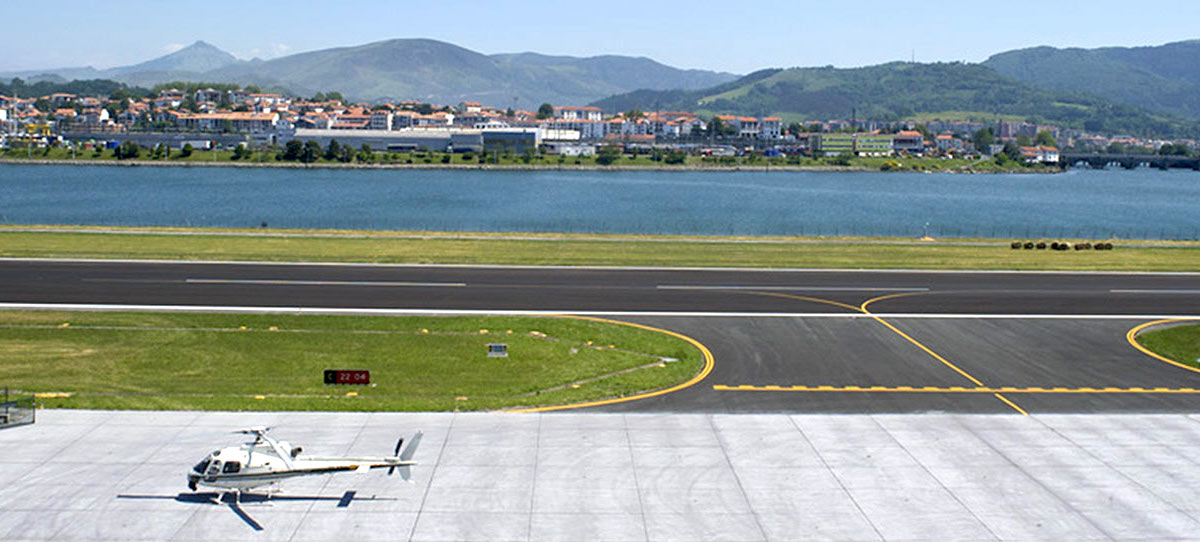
[592,62,1200,138]
[984,40,1200,120]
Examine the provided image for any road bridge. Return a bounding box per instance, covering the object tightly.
[1062,152,1200,170]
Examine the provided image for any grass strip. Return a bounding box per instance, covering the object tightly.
[1138,324,1200,369]
[0,311,703,411]
[1,228,1199,271]
[2,148,1051,173]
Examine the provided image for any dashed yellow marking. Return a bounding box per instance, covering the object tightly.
[712,384,1200,394]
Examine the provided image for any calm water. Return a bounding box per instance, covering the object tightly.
[0,164,1197,239]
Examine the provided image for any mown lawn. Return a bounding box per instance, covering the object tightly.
[1138,324,1200,369]
[1,228,1198,271]
[0,311,703,411]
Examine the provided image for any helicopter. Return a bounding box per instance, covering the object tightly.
[187,426,421,502]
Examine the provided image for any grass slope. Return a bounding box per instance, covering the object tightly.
[0,311,703,411]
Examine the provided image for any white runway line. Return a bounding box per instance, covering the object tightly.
[184,279,466,287]
[1111,289,1200,294]
[0,302,1196,320]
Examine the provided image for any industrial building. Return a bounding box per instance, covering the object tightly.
[276,127,542,153]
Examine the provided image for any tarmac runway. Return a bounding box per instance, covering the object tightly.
[2,259,1200,414]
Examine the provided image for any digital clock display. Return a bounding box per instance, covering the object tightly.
[323,369,370,385]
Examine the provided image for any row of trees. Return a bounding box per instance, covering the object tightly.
[277,140,377,163]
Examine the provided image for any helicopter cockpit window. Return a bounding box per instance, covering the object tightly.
[222,461,241,474]
[193,459,211,473]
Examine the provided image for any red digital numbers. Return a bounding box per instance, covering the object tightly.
[324,370,370,385]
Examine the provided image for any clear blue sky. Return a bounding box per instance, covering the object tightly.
[5,0,1200,74]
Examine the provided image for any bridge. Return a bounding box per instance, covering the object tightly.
[1061,152,1200,170]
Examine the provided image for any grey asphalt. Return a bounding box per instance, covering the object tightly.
[5,409,1200,541]
[3,259,1199,315]
[2,260,1200,414]
[618,316,1200,414]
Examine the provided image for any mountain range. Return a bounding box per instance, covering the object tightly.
[6,37,1200,139]
[983,40,1200,121]
[1,39,737,107]
[593,41,1200,139]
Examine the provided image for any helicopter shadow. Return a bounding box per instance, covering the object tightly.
[116,490,395,531]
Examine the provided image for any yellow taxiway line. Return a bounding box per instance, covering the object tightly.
[1126,318,1200,375]
[508,314,715,413]
[750,289,1030,414]
[713,384,1200,394]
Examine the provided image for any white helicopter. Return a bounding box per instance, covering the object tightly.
[187,426,421,501]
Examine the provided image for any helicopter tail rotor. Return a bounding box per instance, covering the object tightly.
[387,431,422,479]
[387,437,403,476]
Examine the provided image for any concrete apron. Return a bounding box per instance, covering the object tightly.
[1,409,1198,541]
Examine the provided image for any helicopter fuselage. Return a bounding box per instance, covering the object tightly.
[187,430,419,492]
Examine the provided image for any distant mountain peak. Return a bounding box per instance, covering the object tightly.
[185,40,221,51]
[114,40,240,75]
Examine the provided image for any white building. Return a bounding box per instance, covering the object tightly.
[555,106,603,121]
[369,111,393,131]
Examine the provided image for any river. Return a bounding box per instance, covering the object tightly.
[0,164,1196,239]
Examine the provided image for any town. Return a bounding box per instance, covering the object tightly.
[2,82,1198,168]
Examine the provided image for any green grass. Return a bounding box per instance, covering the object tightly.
[1,228,1198,271]
[0,311,703,411]
[1138,324,1200,369]
[903,111,1028,123]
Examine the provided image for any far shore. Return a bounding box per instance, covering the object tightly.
[0,157,1057,174]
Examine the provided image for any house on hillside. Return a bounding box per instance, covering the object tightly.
[556,106,603,121]
[935,134,963,152]
[893,130,924,154]
[194,88,225,103]
[154,90,186,109]
[1019,145,1059,163]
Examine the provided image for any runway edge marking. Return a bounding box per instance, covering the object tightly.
[506,315,715,413]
